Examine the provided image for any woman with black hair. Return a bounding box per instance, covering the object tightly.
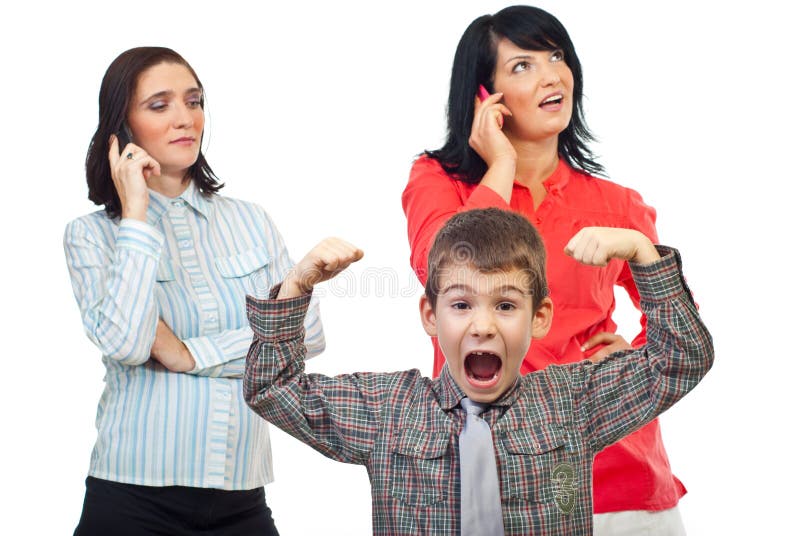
[402,6,686,534]
[65,47,323,535]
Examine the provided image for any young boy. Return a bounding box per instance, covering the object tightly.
[243,208,713,535]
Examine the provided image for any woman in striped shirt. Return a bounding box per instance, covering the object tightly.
[64,47,323,535]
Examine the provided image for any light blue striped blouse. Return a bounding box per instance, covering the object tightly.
[64,181,324,490]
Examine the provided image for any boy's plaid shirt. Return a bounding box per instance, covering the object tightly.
[244,247,713,535]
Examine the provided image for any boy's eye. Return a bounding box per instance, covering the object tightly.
[497,302,516,311]
[511,60,531,74]
[550,49,565,62]
[452,302,470,310]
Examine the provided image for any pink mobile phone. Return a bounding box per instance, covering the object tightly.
[477,85,503,127]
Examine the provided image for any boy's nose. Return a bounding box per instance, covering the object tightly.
[469,310,497,338]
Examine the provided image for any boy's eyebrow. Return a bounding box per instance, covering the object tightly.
[439,283,527,295]
[439,283,472,295]
[494,284,527,295]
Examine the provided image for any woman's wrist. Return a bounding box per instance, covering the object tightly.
[178,343,196,372]
[121,203,148,222]
[485,154,517,174]
[480,157,517,203]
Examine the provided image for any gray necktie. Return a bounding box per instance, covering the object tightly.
[459,398,504,535]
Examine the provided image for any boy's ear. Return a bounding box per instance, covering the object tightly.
[419,295,438,337]
[531,297,553,339]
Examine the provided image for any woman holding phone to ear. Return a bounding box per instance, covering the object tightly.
[64,47,323,535]
[402,6,686,535]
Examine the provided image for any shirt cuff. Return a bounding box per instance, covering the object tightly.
[629,245,692,303]
[183,326,253,374]
[246,284,311,342]
[116,218,164,258]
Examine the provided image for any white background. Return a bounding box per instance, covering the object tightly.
[2,1,798,534]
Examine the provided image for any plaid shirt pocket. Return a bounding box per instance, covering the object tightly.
[498,425,568,503]
[390,429,451,506]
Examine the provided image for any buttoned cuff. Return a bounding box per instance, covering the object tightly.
[116,218,165,259]
[184,326,253,374]
[629,246,692,303]
[246,284,311,342]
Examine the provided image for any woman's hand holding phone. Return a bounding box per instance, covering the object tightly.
[108,133,160,222]
[469,85,517,202]
[470,85,515,167]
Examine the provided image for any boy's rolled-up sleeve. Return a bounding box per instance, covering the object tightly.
[244,286,313,413]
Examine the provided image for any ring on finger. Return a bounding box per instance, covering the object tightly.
[126,152,134,160]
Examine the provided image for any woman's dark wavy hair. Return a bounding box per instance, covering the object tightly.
[426,5,604,182]
[86,47,223,218]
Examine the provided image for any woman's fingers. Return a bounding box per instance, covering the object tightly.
[474,91,510,129]
[107,135,156,220]
[108,135,121,168]
[582,332,632,362]
[469,91,516,166]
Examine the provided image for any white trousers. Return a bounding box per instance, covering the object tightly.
[593,506,686,536]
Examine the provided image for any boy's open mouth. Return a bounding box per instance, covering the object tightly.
[464,351,502,388]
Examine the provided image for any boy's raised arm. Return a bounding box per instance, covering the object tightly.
[277,237,364,299]
[564,226,661,267]
[244,238,388,465]
[563,227,713,451]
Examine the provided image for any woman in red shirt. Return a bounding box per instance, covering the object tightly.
[402,6,686,534]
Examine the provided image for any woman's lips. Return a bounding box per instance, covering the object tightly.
[539,92,564,111]
[170,137,195,145]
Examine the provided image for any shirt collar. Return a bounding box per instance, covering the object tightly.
[541,158,572,195]
[438,366,466,411]
[437,365,523,411]
[513,158,572,196]
[145,180,211,225]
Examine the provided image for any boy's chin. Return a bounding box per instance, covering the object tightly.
[464,390,501,404]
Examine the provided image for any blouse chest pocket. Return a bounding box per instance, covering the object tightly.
[214,246,272,292]
[390,428,451,506]
[498,424,571,504]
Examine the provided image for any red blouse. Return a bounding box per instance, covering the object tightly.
[402,156,686,513]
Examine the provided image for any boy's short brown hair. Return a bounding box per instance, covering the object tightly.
[424,208,549,307]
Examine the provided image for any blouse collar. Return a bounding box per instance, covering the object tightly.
[146,180,211,225]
